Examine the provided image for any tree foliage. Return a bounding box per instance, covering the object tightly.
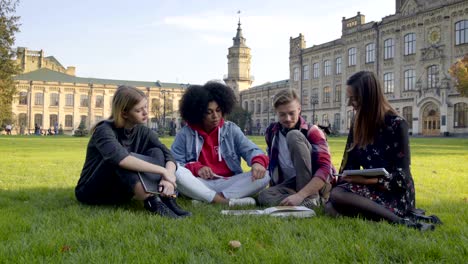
[449,54,468,97]
[227,105,251,132]
[0,0,20,128]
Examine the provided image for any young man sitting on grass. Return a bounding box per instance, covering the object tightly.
[258,89,334,209]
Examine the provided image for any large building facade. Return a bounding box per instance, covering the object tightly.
[241,0,468,136]
[11,49,187,135]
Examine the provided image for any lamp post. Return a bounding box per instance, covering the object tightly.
[160,90,168,128]
[310,94,318,125]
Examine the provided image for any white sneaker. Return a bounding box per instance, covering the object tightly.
[228,197,256,207]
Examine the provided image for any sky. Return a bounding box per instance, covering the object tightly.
[14,0,396,86]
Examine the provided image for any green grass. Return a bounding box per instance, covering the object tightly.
[0,135,467,263]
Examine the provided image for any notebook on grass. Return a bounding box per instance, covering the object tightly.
[221,206,316,218]
[336,168,389,177]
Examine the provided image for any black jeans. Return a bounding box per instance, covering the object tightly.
[75,148,165,205]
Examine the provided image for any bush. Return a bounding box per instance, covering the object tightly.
[73,121,88,137]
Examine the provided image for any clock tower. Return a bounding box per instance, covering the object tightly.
[224,20,253,99]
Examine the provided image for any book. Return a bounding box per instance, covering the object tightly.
[335,168,389,178]
[221,206,316,218]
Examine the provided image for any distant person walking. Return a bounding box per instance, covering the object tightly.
[5,124,12,135]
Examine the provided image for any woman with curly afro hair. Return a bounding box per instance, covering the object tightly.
[171,82,270,206]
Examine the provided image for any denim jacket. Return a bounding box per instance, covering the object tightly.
[171,121,264,175]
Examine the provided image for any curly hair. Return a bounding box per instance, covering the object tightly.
[179,81,237,125]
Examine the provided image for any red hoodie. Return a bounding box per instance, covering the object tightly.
[185,119,268,177]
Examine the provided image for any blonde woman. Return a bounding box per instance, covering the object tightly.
[75,85,190,218]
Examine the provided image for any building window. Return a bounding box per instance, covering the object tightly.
[455,20,468,45]
[303,65,309,80]
[384,38,394,59]
[95,95,104,108]
[65,115,73,127]
[243,101,248,111]
[250,100,254,113]
[383,72,394,93]
[348,47,356,66]
[365,43,375,63]
[335,57,342,74]
[404,69,416,91]
[402,106,413,129]
[427,65,439,88]
[80,115,87,126]
[323,86,331,103]
[35,93,44,105]
[18,113,27,127]
[334,113,340,131]
[322,114,329,126]
[256,99,261,114]
[95,116,103,124]
[65,94,74,106]
[347,110,354,129]
[80,95,89,107]
[293,67,299,81]
[454,103,467,128]
[49,114,58,128]
[324,60,331,76]
[313,63,320,79]
[262,98,268,113]
[50,93,59,106]
[310,88,318,106]
[404,33,416,55]
[34,114,43,127]
[18,92,28,105]
[334,84,341,102]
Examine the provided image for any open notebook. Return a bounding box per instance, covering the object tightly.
[221,206,315,218]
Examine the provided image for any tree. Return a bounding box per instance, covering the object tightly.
[449,54,468,97]
[151,99,163,125]
[0,0,20,128]
[227,105,251,133]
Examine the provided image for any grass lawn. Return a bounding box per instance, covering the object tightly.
[0,135,467,263]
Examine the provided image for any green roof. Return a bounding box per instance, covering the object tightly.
[14,68,190,89]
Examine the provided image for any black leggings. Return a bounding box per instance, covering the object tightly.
[75,148,165,205]
[325,186,401,223]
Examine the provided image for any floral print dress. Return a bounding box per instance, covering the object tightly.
[338,114,415,217]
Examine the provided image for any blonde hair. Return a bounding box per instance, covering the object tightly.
[92,85,146,132]
[273,89,299,109]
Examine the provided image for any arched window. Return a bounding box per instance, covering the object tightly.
[256,99,261,114]
[384,38,394,59]
[454,103,467,128]
[402,106,413,129]
[334,113,340,131]
[324,60,331,76]
[322,114,329,126]
[19,92,28,105]
[65,115,73,127]
[404,33,416,55]
[313,63,320,78]
[323,87,331,103]
[34,114,43,127]
[455,20,468,45]
[427,65,439,88]
[348,47,356,66]
[263,98,268,113]
[293,67,299,81]
[404,69,415,91]
[365,43,375,63]
[18,113,27,127]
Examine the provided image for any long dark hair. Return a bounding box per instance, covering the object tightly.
[347,71,397,149]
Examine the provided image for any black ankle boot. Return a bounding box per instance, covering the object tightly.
[144,195,179,218]
[161,196,192,217]
[399,218,435,231]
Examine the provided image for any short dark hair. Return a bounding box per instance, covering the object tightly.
[179,82,237,125]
